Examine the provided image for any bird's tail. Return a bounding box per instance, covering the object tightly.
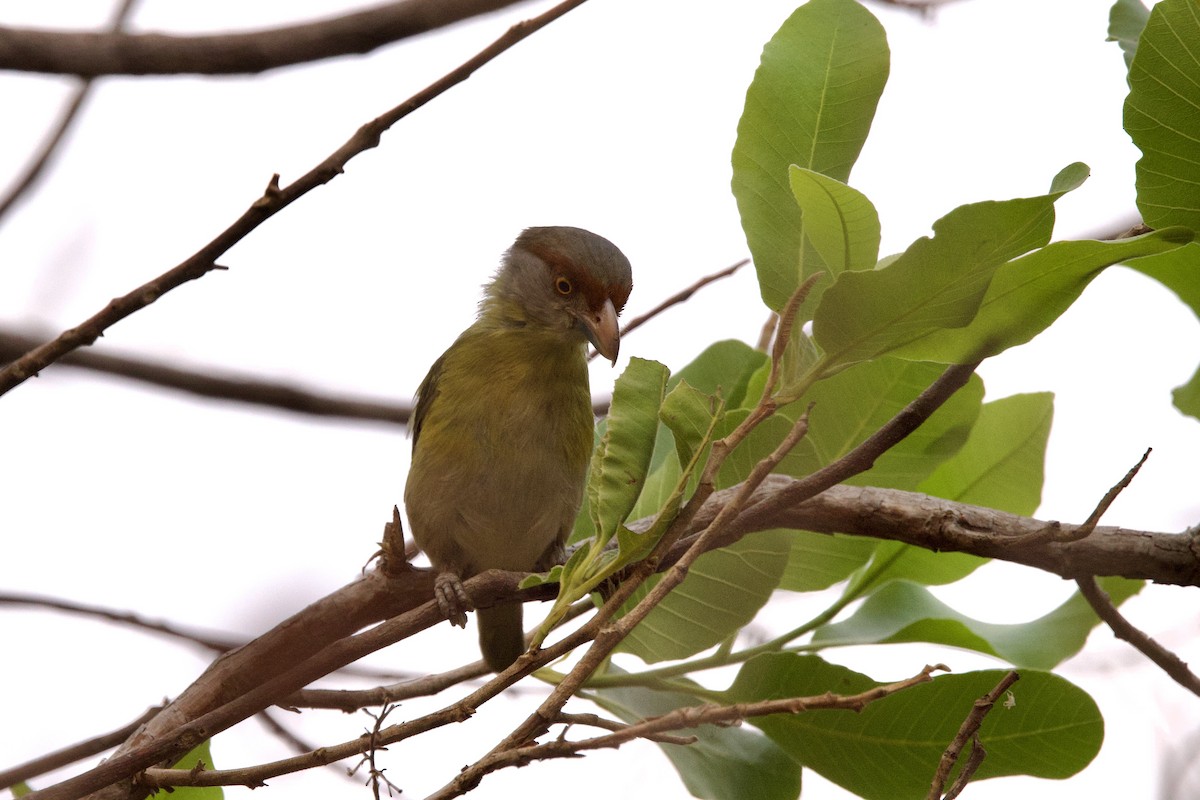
[477,602,525,672]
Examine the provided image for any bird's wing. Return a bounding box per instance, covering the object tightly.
[410,352,446,450]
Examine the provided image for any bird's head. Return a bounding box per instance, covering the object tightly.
[485,226,633,364]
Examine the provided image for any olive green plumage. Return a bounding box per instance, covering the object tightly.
[405,227,633,671]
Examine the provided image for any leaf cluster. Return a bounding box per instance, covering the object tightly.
[532,1,1200,797]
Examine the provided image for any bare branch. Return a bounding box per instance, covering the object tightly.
[0,253,739,420]
[0,0,140,223]
[0,0,535,77]
[1077,577,1200,697]
[0,326,411,425]
[13,475,1198,799]
[0,0,589,398]
[0,706,162,790]
[587,258,748,361]
[927,670,1019,800]
[428,664,947,800]
[0,592,245,653]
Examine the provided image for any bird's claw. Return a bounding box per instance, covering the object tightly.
[434,572,472,628]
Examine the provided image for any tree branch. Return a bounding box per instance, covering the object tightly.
[0,0,141,224]
[13,476,1197,798]
[0,255,739,420]
[0,0,588,398]
[1076,577,1200,697]
[0,0,534,77]
[927,670,1019,800]
[0,706,162,791]
[0,326,411,425]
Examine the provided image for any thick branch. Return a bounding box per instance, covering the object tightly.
[693,479,1200,587]
[15,479,1197,799]
[0,0,531,77]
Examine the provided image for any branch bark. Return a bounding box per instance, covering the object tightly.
[0,0,533,77]
[13,478,1198,800]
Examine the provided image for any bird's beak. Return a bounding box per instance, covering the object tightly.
[584,298,621,365]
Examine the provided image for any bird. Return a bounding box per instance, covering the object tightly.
[404,226,633,672]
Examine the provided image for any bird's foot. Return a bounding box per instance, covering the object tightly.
[434,572,472,628]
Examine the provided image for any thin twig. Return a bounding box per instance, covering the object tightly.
[1077,577,1200,698]
[0,327,411,425]
[587,258,747,361]
[0,706,162,789]
[0,0,140,224]
[1070,447,1152,542]
[926,670,1019,800]
[0,0,590,398]
[142,664,946,791]
[0,254,735,420]
[428,664,947,800]
[0,592,244,653]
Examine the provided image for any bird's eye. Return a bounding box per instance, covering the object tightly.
[554,276,574,295]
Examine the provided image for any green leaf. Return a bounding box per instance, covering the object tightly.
[167,741,225,800]
[812,578,1143,669]
[802,359,984,490]
[617,530,792,663]
[789,168,881,277]
[780,531,878,592]
[586,358,669,544]
[1108,0,1151,72]
[674,340,769,411]
[888,228,1193,363]
[846,392,1053,591]
[784,167,882,318]
[725,654,1103,800]
[1128,242,1200,420]
[660,379,720,470]
[718,410,819,490]
[732,0,889,310]
[919,392,1054,516]
[1125,0,1200,230]
[590,672,803,800]
[812,166,1089,370]
[775,360,983,592]
[1171,363,1200,419]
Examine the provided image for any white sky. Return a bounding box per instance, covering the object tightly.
[2,1,1198,798]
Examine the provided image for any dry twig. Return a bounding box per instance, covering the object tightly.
[0,707,162,791]
[927,670,1019,799]
[0,0,140,224]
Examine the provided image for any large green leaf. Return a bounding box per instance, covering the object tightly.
[775,360,983,591]
[888,228,1192,364]
[919,392,1053,516]
[812,164,1090,370]
[803,359,984,490]
[780,532,879,592]
[1108,0,1151,72]
[1128,243,1200,420]
[846,392,1054,590]
[811,578,1143,669]
[725,654,1103,800]
[1125,0,1200,230]
[591,673,803,800]
[732,0,889,310]
[617,529,792,663]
